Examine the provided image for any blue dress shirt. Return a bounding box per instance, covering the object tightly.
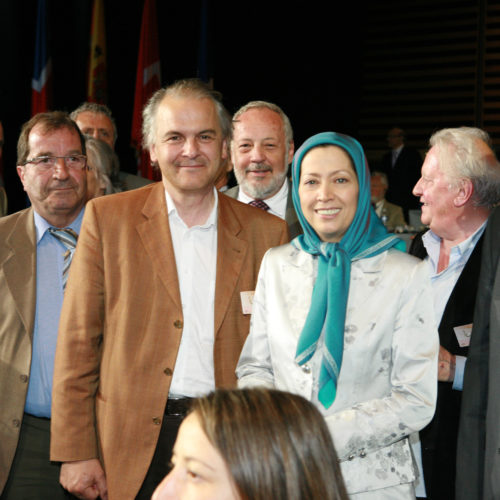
[422,222,486,390]
[24,208,84,417]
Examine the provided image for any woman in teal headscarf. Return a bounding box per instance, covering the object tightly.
[237,132,439,499]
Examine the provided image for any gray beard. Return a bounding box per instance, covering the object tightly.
[235,165,288,200]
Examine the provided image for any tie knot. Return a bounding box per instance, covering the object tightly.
[48,227,78,251]
[249,199,270,211]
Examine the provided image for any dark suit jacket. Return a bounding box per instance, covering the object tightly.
[457,208,500,500]
[0,208,37,493]
[225,179,302,238]
[50,183,289,499]
[379,146,422,219]
[410,231,484,499]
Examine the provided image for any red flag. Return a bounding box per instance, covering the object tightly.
[31,0,52,115]
[131,0,161,181]
[87,0,107,103]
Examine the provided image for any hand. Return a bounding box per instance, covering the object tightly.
[60,459,108,500]
[438,345,456,383]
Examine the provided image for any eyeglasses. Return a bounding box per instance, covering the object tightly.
[23,155,87,171]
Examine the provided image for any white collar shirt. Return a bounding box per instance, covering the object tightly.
[392,144,404,166]
[165,188,218,397]
[237,178,288,220]
[374,199,384,218]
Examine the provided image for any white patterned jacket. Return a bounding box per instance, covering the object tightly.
[237,243,439,495]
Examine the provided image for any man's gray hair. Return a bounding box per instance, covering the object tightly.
[232,100,293,146]
[142,78,232,152]
[70,102,118,144]
[371,170,389,187]
[430,126,500,208]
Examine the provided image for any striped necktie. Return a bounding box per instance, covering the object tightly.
[249,199,270,211]
[48,228,78,290]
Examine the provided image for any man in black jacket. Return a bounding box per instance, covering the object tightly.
[409,126,500,499]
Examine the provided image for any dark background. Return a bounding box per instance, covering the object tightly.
[0,0,365,214]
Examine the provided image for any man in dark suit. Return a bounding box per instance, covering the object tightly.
[50,80,289,500]
[456,207,500,500]
[0,111,88,498]
[379,127,422,220]
[409,126,500,499]
[226,101,301,238]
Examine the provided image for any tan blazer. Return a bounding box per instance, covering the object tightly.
[50,182,289,499]
[375,199,406,230]
[0,208,37,492]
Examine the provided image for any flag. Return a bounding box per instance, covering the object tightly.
[131,0,161,181]
[87,0,107,103]
[31,0,52,115]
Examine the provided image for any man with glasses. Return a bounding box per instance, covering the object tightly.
[0,111,88,498]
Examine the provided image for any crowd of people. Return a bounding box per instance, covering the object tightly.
[1,77,500,500]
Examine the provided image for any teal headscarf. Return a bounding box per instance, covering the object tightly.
[291,132,405,409]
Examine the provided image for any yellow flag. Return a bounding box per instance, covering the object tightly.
[87,0,107,103]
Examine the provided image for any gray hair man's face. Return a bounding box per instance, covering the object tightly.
[231,108,293,200]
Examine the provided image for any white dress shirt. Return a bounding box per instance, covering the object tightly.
[165,188,218,397]
[237,178,288,220]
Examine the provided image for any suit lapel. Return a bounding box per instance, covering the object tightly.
[439,234,484,349]
[394,146,405,168]
[1,209,37,338]
[214,193,247,335]
[136,184,182,310]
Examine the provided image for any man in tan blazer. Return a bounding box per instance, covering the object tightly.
[0,112,88,498]
[50,79,289,500]
[370,171,406,230]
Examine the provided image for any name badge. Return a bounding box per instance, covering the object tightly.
[240,291,255,315]
[454,323,472,347]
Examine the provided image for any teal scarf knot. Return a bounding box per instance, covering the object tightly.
[291,132,405,408]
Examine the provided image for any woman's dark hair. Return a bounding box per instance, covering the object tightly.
[190,388,348,500]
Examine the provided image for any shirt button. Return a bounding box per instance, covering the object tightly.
[348,454,355,461]
[152,417,162,425]
[173,320,183,329]
[359,449,366,458]
[12,419,20,428]
[164,368,173,376]
[19,374,28,383]
[302,364,311,374]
